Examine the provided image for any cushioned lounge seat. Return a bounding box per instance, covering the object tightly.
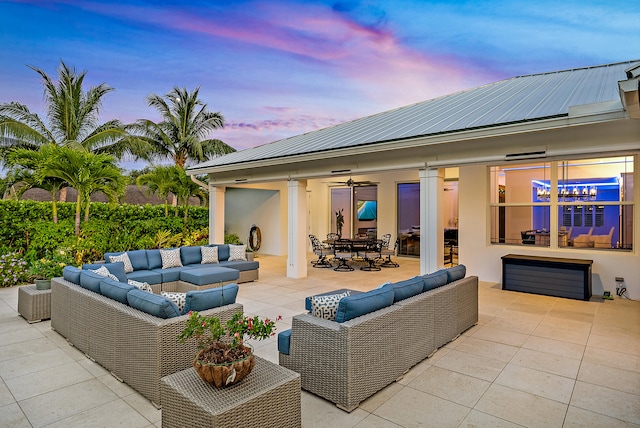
[179,266,239,286]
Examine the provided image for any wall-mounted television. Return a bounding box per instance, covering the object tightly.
[357,200,377,221]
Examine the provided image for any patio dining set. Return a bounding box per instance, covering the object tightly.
[309,233,399,271]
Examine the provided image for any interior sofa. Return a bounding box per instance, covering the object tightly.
[51,267,243,408]
[100,244,259,293]
[277,265,478,412]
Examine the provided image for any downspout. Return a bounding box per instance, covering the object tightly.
[189,174,209,191]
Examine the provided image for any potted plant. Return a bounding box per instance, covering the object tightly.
[28,250,74,290]
[178,311,281,387]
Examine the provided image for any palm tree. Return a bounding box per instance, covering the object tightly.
[0,61,140,159]
[35,146,126,236]
[168,166,207,221]
[136,166,174,217]
[131,87,235,168]
[8,144,68,223]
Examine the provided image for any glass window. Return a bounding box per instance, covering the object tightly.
[397,182,420,256]
[490,156,634,250]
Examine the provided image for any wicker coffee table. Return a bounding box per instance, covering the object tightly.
[18,285,51,323]
[161,356,301,427]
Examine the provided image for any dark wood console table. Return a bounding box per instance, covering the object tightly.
[501,254,593,300]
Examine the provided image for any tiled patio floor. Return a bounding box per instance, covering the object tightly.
[1,254,639,427]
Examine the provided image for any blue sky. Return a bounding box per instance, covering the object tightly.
[1,0,639,169]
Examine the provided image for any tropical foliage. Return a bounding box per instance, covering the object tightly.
[131,86,235,168]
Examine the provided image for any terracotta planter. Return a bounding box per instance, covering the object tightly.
[193,344,255,387]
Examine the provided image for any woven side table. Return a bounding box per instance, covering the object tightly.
[18,285,51,323]
[161,356,301,428]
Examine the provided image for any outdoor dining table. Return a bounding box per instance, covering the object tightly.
[323,238,383,271]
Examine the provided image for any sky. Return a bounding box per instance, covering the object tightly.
[1,0,639,170]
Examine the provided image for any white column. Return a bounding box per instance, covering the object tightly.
[287,179,308,278]
[420,168,445,274]
[209,185,226,244]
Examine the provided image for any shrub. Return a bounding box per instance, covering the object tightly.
[0,251,29,287]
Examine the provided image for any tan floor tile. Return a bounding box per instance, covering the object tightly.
[18,379,120,427]
[434,349,507,382]
[521,335,585,360]
[0,379,14,407]
[396,358,432,386]
[564,406,640,428]
[374,386,471,427]
[5,361,93,401]
[45,398,151,428]
[0,402,31,428]
[570,380,640,424]
[494,308,546,325]
[460,409,526,428]
[471,325,530,347]
[494,364,575,403]
[545,308,595,324]
[301,391,369,427]
[583,346,640,373]
[122,390,162,424]
[532,323,590,345]
[0,337,59,362]
[511,347,581,378]
[475,383,567,427]
[408,365,491,407]
[0,347,76,380]
[359,381,404,413]
[577,360,640,396]
[454,336,519,363]
[484,316,539,335]
[588,332,640,356]
[354,414,403,427]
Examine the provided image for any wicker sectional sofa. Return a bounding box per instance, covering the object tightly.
[99,244,259,293]
[278,265,478,412]
[50,275,243,407]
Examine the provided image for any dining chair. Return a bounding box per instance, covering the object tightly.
[309,235,333,268]
[333,239,354,271]
[379,235,399,268]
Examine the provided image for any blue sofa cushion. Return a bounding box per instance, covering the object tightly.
[127,288,181,318]
[387,276,424,302]
[62,266,82,284]
[218,260,260,272]
[126,250,149,271]
[179,267,239,286]
[127,270,162,285]
[82,262,127,283]
[100,278,135,304]
[79,270,105,293]
[151,267,184,283]
[208,244,230,262]
[422,270,449,291]
[446,265,466,283]
[278,329,292,355]
[335,287,395,323]
[146,249,162,270]
[180,246,202,265]
[182,283,239,313]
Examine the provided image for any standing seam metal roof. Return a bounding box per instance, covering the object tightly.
[190,60,639,170]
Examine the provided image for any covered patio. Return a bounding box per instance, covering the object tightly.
[1,255,639,427]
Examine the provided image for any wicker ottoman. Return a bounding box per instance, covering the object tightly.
[161,356,301,428]
[18,285,51,323]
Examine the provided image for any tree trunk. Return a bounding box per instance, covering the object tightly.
[59,187,68,202]
[183,200,190,222]
[84,198,90,223]
[75,194,82,237]
[51,192,58,224]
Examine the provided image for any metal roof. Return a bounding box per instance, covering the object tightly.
[189,60,639,172]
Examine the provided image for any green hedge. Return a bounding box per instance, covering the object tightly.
[0,200,209,262]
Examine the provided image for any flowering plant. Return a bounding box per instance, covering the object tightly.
[28,250,75,280]
[0,251,29,287]
[178,311,281,351]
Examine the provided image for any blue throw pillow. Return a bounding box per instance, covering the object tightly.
[126,250,149,271]
[99,278,135,304]
[62,266,82,284]
[180,246,202,265]
[146,249,162,270]
[422,270,449,291]
[388,276,424,302]
[79,270,104,293]
[82,262,127,283]
[182,283,239,314]
[446,265,466,283]
[127,288,181,319]
[335,287,395,323]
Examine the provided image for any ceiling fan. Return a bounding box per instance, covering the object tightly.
[324,177,378,187]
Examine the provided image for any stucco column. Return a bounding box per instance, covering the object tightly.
[209,185,226,244]
[420,168,445,274]
[287,179,308,278]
